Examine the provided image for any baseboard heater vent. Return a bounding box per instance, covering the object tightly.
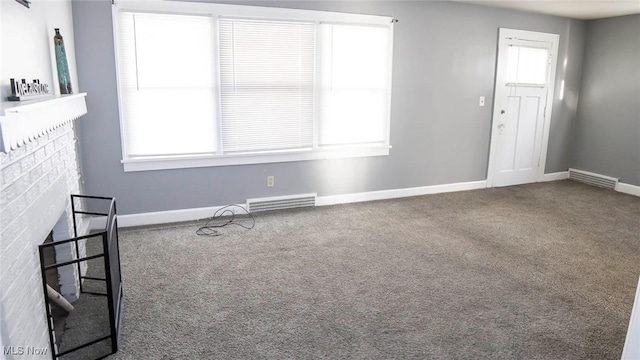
[569,168,618,190]
[246,193,317,213]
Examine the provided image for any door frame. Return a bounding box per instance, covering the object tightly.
[486,28,560,188]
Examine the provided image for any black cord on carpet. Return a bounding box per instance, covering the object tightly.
[196,205,255,236]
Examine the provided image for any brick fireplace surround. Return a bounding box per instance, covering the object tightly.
[0,94,88,356]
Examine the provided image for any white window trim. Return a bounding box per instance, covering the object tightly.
[112,0,394,172]
[122,145,392,172]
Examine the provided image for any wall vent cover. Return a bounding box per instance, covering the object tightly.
[569,168,618,190]
[246,193,317,213]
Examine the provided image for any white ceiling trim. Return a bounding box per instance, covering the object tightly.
[449,0,640,20]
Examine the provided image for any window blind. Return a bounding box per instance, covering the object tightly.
[218,18,315,153]
[117,12,217,157]
[114,1,395,171]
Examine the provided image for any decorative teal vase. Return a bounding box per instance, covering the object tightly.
[54,28,73,94]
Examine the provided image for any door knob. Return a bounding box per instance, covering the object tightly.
[501,110,506,114]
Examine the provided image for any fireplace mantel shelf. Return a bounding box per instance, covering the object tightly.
[0,93,87,153]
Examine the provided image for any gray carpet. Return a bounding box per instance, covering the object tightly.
[108,180,640,359]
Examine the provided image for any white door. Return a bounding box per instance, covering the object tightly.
[487,28,559,187]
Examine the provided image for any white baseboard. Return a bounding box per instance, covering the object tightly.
[99,176,639,229]
[617,182,640,197]
[316,180,487,206]
[90,204,246,229]
[119,175,634,228]
[105,180,487,228]
[540,171,569,182]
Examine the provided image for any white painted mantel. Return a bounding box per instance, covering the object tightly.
[0,93,87,153]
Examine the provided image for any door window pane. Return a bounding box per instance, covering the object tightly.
[506,46,548,85]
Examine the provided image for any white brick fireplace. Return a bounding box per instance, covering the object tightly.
[0,94,88,356]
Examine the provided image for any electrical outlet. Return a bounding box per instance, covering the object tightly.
[479,96,485,107]
[267,175,275,187]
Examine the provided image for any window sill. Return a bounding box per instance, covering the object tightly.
[121,145,391,172]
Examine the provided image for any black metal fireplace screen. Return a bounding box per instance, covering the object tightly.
[38,195,123,359]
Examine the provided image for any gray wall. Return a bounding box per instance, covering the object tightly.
[71,0,586,215]
[571,14,640,186]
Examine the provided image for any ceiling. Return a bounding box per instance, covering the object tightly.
[449,0,640,20]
